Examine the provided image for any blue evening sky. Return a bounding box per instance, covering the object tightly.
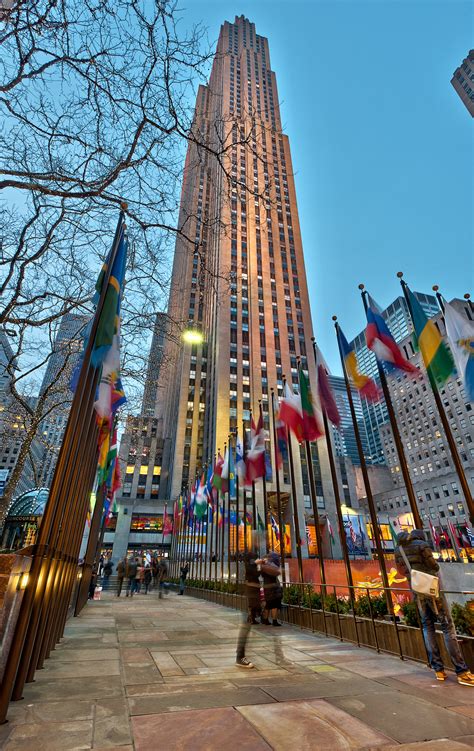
[182,0,473,373]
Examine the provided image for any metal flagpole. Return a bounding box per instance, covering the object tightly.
[359,285,423,529]
[297,359,327,594]
[426,282,474,525]
[333,317,392,609]
[259,402,271,553]
[283,378,304,583]
[270,388,286,583]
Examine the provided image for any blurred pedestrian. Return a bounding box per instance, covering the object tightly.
[179,562,189,595]
[236,538,261,669]
[116,557,125,597]
[259,552,283,626]
[125,556,137,597]
[157,558,168,598]
[102,556,113,591]
[144,565,152,594]
[135,559,144,594]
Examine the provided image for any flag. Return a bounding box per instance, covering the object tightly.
[275,410,288,468]
[212,453,224,493]
[298,368,323,441]
[365,294,417,373]
[279,382,304,442]
[270,514,281,541]
[195,472,207,519]
[337,325,380,401]
[465,525,474,546]
[405,286,454,388]
[92,228,127,369]
[163,504,173,535]
[388,518,398,545]
[236,435,246,481]
[245,414,266,484]
[429,518,440,547]
[443,300,474,401]
[317,362,341,427]
[257,511,265,532]
[348,519,357,544]
[327,517,335,544]
[222,443,236,498]
[205,466,214,507]
[448,519,461,548]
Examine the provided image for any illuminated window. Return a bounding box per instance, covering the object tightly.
[153,466,161,476]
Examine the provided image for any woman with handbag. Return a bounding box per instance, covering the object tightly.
[396,530,474,686]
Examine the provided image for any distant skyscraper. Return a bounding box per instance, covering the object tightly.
[351,292,439,464]
[451,50,474,117]
[142,312,167,417]
[328,375,370,466]
[157,15,338,553]
[39,312,87,488]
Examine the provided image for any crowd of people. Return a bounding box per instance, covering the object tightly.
[114,554,169,597]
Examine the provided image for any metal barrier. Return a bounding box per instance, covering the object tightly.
[183,580,474,670]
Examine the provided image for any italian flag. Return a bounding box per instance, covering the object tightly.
[299,368,323,442]
[279,382,304,442]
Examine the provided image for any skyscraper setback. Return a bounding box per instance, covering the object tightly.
[158,16,337,549]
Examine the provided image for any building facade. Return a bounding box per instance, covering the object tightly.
[142,312,168,418]
[350,292,439,465]
[451,50,474,117]
[328,374,370,466]
[38,312,88,488]
[157,15,339,556]
[373,299,474,540]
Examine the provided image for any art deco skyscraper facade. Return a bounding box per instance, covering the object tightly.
[159,16,337,551]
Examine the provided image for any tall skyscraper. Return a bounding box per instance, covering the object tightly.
[142,312,168,418]
[350,292,438,465]
[328,374,370,466]
[158,16,338,553]
[39,312,87,487]
[451,50,474,117]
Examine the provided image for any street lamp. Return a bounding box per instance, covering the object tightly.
[182,328,204,345]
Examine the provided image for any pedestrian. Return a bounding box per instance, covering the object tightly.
[144,565,152,594]
[135,558,143,594]
[259,552,283,626]
[102,557,113,591]
[396,530,474,686]
[179,562,189,595]
[125,556,137,597]
[88,568,98,600]
[98,554,104,577]
[116,558,125,597]
[235,539,261,669]
[157,558,168,598]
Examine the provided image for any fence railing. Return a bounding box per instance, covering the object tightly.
[180,579,474,671]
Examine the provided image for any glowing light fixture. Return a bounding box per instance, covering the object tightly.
[182,329,204,345]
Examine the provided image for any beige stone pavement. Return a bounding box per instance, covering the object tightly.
[1,589,474,751]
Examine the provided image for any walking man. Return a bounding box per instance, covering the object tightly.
[179,562,189,595]
[236,540,261,669]
[116,557,125,597]
[396,530,474,686]
[125,556,137,597]
[157,558,168,598]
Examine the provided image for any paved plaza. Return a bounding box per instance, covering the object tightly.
[1,591,474,750]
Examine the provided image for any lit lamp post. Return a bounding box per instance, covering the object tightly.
[182,328,204,346]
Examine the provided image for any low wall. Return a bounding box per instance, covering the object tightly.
[0,553,32,683]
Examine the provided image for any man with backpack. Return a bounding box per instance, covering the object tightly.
[396,530,474,686]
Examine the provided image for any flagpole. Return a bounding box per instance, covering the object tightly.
[333,317,393,606]
[297,360,327,594]
[259,402,271,553]
[310,339,357,595]
[283,378,304,583]
[235,453,240,586]
[249,409,257,532]
[221,443,226,581]
[427,281,474,525]
[227,438,232,583]
[359,286,423,530]
[242,419,248,556]
[270,388,286,583]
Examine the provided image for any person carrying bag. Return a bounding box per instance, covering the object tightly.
[396,530,473,686]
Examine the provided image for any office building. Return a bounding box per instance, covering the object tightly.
[350,292,439,464]
[451,50,474,117]
[157,15,339,555]
[374,299,474,535]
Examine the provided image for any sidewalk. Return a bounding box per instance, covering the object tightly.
[1,590,473,750]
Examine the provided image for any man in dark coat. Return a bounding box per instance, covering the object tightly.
[396,530,473,686]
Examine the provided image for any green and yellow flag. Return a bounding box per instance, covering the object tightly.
[406,286,454,388]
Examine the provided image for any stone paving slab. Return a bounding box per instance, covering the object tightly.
[328,689,474,743]
[3,590,474,750]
